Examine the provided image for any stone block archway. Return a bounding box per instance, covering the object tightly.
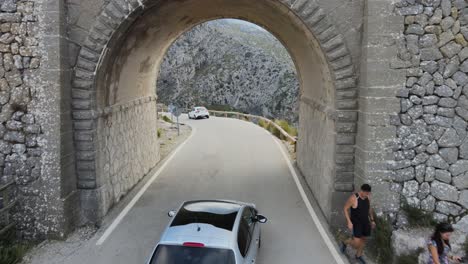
[71,0,358,226]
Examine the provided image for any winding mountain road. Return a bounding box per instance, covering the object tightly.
[25,115,343,264]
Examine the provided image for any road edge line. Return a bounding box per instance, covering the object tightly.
[272,138,347,264]
[96,127,196,246]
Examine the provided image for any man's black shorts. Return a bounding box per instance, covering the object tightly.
[353,221,371,237]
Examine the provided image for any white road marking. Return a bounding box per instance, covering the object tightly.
[272,137,347,264]
[96,128,196,246]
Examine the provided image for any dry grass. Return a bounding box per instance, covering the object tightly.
[161,115,173,123]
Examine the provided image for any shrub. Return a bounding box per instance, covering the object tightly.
[253,118,298,145]
[258,119,269,129]
[257,119,298,141]
[266,120,298,140]
[401,202,436,227]
[464,236,468,257]
[268,123,282,139]
[395,252,420,264]
[367,216,394,264]
[0,244,29,264]
[157,128,162,138]
[162,115,173,123]
[274,119,298,137]
[0,230,31,264]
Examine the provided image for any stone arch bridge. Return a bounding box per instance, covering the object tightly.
[2,0,467,239]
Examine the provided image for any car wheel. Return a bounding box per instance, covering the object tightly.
[206,115,209,119]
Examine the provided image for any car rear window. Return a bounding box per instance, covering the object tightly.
[170,202,239,231]
[150,245,236,264]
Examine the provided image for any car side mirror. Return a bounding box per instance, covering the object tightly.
[256,214,268,223]
[168,210,176,217]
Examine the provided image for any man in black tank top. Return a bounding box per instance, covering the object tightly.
[340,184,375,264]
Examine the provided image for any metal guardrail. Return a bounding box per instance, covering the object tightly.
[0,180,16,237]
[208,110,298,150]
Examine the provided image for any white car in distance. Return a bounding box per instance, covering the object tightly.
[188,107,210,119]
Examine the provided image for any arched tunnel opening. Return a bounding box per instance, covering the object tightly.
[73,0,357,232]
[156,19,300,127]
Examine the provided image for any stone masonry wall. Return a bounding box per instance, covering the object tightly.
[392,0,468,231]
[0,0,42,239]
[0,0,78,239]
[80,96,160,223]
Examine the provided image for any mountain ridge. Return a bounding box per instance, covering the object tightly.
[156,19,300,124]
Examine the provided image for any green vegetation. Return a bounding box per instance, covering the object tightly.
[257,118,297,141]
[157,128,162,138]
[0,230,31,264]
[274,119,298,137]
[401,202,436,227]
[161,115,173,123]
[267,119,298,140]
[267,122,282,139]
[464,236,468,257]
[334,214,429,264]
[258,119,269,129]
[367,216,394,264]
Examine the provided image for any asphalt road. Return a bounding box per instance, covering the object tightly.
[27,115,339,264]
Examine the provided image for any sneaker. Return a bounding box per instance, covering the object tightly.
[355,255,367,264]
[340,242,347,254]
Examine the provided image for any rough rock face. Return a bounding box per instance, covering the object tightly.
[394,0,468,228]
[156,19,299,124]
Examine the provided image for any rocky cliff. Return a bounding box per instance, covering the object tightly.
[156,19,299,124]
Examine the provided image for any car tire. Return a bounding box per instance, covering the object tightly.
[258,236,261,249]
[206,116,210,119]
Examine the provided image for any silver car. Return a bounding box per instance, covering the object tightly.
[147,200,268,264]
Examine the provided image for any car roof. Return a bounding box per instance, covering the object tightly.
[159,200,254,249]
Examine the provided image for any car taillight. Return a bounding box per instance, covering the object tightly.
[183,242,205,247]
